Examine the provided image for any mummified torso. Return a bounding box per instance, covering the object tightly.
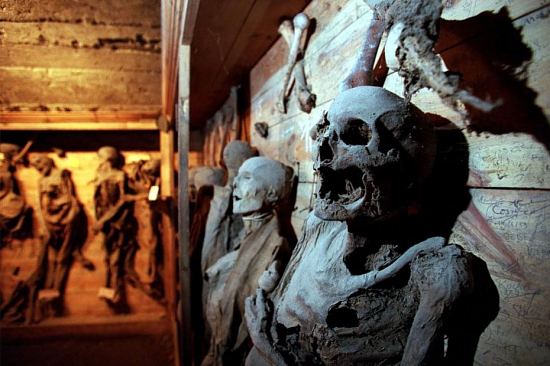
[95,170,125,220]
[268,215,426,365]
[93,147,136,298]
[0,145,30,244]
[126,160,161,288]
[39,168,80,234]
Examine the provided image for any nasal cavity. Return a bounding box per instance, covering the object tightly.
[319,138,334,163]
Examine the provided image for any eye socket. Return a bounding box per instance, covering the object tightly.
[340,119,372,145]
[240,172,251,180]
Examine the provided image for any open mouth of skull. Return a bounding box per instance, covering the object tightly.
[318,166,367,206]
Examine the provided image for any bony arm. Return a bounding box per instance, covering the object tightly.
[244,289,287,366]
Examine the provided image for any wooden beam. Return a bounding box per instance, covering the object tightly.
[181,0,201,45]
[160,128,177,315]
[177,43,192,366]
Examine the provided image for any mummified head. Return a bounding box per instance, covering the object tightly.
[233,157,294,217]
[97,146,123,169]
[0,143,20,163]
[310,86,436,221]
[223,140,256,173]
[30,155,55,176]
[142,159,161,178]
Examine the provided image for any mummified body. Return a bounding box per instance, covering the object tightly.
[0,143,31,246]
[245,87,498,365]
[203,157,294,366]
[202,141,256,318]
[201,141,256,277]
[1,155,89,323]
[94,146,136,303]
[125,159,162,296]
[31,155,89,313]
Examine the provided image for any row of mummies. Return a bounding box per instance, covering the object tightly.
[0,144,162,323]
[196,2,501,365]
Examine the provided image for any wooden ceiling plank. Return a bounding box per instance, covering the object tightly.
[190,0,257,91]
[190,0,310,127]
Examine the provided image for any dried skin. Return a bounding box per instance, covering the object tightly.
[379,0,497,113]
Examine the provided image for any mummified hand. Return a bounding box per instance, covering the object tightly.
[244,289,286,366]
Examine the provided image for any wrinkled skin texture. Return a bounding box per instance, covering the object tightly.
[375,0,496,113]
[202,157,293,366]
[244,87,498,365]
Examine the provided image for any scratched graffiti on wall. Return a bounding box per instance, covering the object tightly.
[451,189,550,365]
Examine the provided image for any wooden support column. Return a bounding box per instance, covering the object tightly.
[176,2,200,365]
[177,43,192,366]
[160,128,177,314]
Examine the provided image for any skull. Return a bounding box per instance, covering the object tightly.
[194,166,225,190]
[142,159,161,178]
[0,143,20,163]
[97,146,122,169]
[223,141,256,174]
[233,157,293,217]
[310,86,436,221]
[31,155,55,176]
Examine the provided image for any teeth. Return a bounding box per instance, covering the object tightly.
[337,186,363,204]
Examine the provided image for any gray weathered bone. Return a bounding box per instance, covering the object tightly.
[279,20,317,114]
[277,13,311,113]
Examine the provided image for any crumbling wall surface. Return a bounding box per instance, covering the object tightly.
[246,0,550,364]
[0,0,161,113]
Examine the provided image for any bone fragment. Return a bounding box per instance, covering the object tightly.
[278,17,316,113]
[352,236,445,289]
[278,13,310,113]
[341,12,386,91]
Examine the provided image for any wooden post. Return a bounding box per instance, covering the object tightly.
[177,43,192,366]
[160,128,177,312]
